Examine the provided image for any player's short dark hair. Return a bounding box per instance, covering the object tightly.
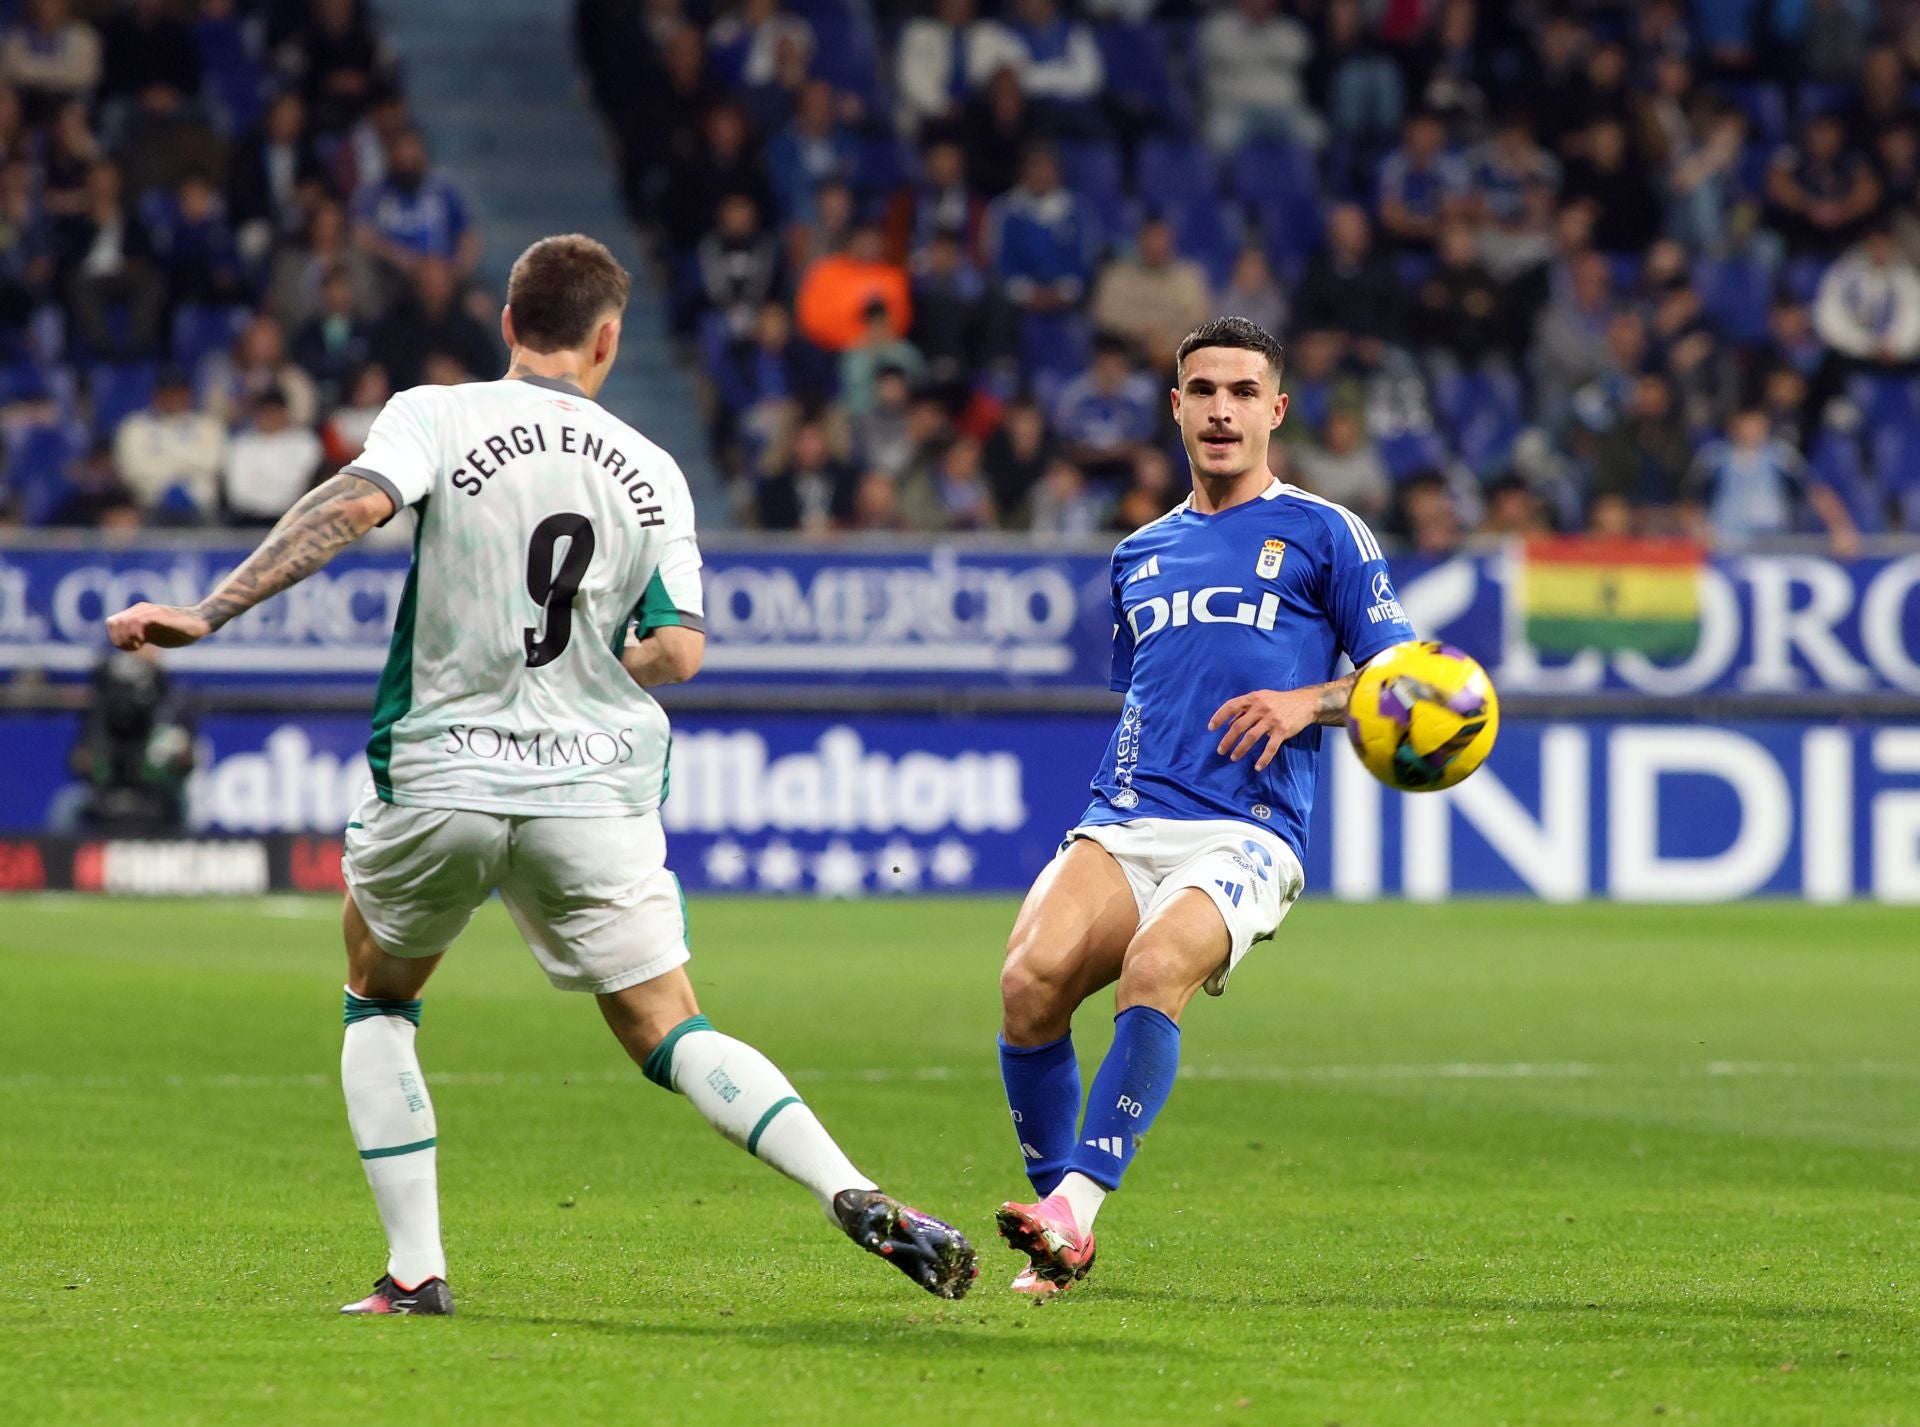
[1175,316,1285,385]
[506,234,632,353]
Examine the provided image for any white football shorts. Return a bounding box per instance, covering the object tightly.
[1062,817,1305,995]
[341,790,690,994]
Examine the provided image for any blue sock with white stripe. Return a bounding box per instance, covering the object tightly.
[998,1032,1081,1196]
[645,1015,876,1220]
[1064,1006,1182,1193]
[341,989,444,1287]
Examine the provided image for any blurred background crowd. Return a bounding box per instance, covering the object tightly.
[3,0,1918,558]
[580,0,1920,552]
[0,0,499,533]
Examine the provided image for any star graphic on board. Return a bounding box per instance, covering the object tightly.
[755,838,805,892]
[929,838,976,887]
[811,839,868,899]
[873,838,922,893]
[702,837,749,888]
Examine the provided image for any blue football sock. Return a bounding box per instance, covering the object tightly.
[998,1033,1081,1196]
[1065,1006,1182,1192]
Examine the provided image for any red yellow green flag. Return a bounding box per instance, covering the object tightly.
[1520,536,1706,657]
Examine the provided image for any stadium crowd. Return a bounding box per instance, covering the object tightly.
[0,0,499,532]
[581,0,1920,551]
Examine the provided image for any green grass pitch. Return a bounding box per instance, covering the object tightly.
[2,896,1916,1426]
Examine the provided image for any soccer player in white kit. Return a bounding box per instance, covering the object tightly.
[105,234,977,1312]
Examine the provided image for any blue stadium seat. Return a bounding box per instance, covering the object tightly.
[808,10,880,106]
[853,134,907,198]
[1876,419,1920,486]
[1724,80,1789,145]
[1,423,79,526]
[1057,138,1126,207]
[1377,429,1450,480]
[1137,136,1217,206]
[88,361,158,439]
[1167,196,1243,289]
[1694,256,1772,345]
[1434,366,1524,473]
[1810,428,1883,534]
[1095,23,1181,128]
[171,304,246,376]
[1782,255,1829,305]
[1848,371,1920,434]
[1018,310,1090,387]
[1249,198,1319,282]
[1796,82,1850,118]
[1230,140,1315,209]
[194,10,263,136]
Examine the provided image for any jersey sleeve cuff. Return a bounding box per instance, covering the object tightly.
[638,610,706,634]
[1350,633,1417,668]
[340,465,408,525]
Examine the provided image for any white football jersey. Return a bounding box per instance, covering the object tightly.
[344,375,703,817]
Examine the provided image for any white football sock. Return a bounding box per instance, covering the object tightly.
[647,1015,876,1219]
[1055,1172,1108,1236]
[341,990,446,1287]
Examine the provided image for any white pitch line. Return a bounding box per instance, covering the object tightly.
[2,1061,1917,1093]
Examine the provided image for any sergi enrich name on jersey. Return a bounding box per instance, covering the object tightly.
[446,423,665,526]
[442,724,638,767]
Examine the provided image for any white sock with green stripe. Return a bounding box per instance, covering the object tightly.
[342,989,446,1288]
[644,1015,875,1219]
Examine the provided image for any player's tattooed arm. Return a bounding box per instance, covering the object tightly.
[103,474,395,651]
[1209,671,1361,772]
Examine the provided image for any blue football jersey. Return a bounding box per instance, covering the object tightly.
[1081,480,1417,860]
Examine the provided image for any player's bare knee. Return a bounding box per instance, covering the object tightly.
[1115,944,1203,1020]
[999,946,1076,1041]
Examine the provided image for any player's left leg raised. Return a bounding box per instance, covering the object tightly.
[998,888,1227,1290]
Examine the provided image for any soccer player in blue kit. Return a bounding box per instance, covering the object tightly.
[993,317,1418,1293]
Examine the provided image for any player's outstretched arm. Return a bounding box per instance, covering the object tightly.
[1208,671,1361,771]
[621,625,705,688]
[105,474,395,651]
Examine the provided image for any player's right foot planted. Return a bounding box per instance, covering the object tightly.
[340,1274,455,1316]
[996,1193,1097,1291]
[833,1189,979,1299]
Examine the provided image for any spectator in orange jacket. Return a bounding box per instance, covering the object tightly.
[795,222,910,351]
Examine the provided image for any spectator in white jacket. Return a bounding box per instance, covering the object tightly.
[1199,0,1322,153]
[221,389,322,526]
[1813,226,1920,366]
[112,367,225,521]
[895,0,1023,137]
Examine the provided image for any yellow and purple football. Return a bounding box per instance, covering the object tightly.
[1345,640,1499,792]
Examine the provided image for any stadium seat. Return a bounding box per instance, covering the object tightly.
[171,304,246,376]
[1230,139,1316,210]
[1724,80,1789,144]
[0,422,80,526]
[1095,22,1182,130]
[1811,427,1884,534]
[1782,255,1829,305]
[1434,365,1524,473]
[87,361,158,439]
[1249,198,1320,281]
[1018,310,1090,388]
[1795,82,1850,118]
[1694,255,1772,346]
[1136,137,1218,206]
[1848,371,1920,434]
[1377,429,1451,480]
[1057,139,1126,209]
[193,9,264,136]
[1166,196,1244,289]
